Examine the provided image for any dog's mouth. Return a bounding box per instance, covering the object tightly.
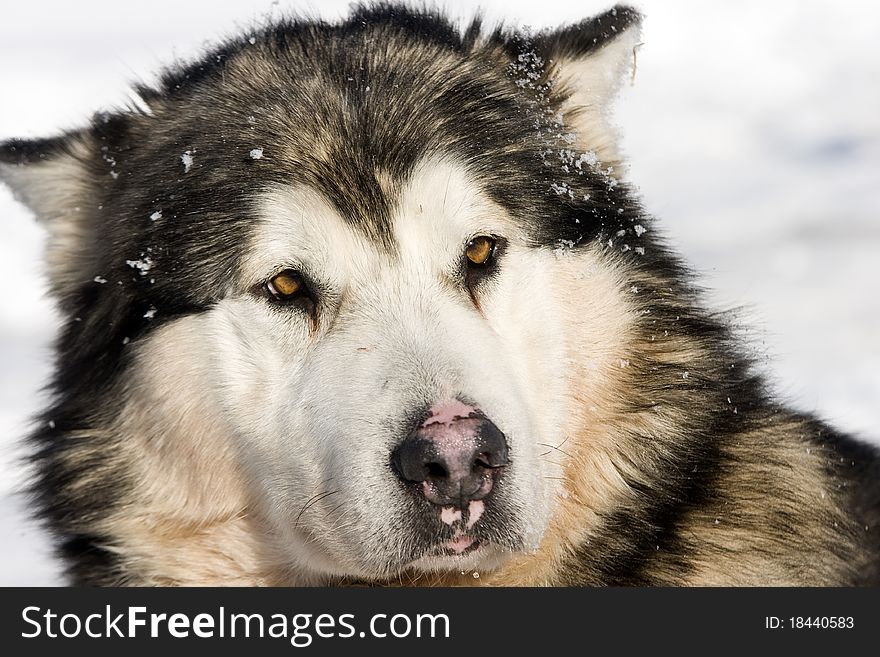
[440,531,484,556]
[365,495,529,579]
[357,487,524,575]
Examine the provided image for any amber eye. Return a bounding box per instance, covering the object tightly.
[266,269,303,300]
[465,236,496,266]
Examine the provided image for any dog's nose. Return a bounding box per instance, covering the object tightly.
[391,400,509,508]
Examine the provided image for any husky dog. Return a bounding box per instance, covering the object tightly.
[1,4,878,586]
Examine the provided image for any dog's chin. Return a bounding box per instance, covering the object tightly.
[338,540,514,584]
[406,540,511,575]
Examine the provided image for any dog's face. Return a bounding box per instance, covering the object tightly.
[208,159,561,577]
[0,6,644,582]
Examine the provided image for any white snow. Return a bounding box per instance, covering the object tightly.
[180,150,194,173]
[249,147,264,160]
[0,0,878,586]
[574,152,599,170]
[126,256,154,275]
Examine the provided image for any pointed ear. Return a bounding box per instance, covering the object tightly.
[0,132,92,220]
[539,5,642,168]
[1,130,99,298]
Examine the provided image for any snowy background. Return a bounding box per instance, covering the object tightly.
[1,0,878,585]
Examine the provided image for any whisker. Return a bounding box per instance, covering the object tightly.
[538,441,574,459]
[294,490,339,528]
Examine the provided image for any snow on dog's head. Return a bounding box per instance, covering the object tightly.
[0,5,644,584]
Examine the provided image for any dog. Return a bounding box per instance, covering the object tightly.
[1,4,877,586]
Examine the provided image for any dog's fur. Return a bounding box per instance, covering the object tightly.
[1,4,878,586]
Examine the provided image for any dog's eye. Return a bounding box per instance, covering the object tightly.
[465,236,496,267]
[262,269,317,319]
[266,270,305,301]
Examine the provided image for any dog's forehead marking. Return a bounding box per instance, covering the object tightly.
[393,157,513,264]
[247,185,382,288]
[248,157,512,287]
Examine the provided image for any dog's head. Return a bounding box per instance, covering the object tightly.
[0,6,647,582]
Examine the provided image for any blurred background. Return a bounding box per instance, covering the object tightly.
[1,0,878,585]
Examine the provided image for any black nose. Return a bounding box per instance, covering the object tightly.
[391,407,509,508]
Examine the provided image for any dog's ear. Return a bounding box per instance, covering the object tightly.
[538,5,642,168]
[1,129,101,299]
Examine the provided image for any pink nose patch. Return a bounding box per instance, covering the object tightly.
[440,507,462,525]
[422,400,477,428]
[466,500,484,529]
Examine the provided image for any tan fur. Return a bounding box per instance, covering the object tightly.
[479,247,637,585]
[679,424,862,585]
